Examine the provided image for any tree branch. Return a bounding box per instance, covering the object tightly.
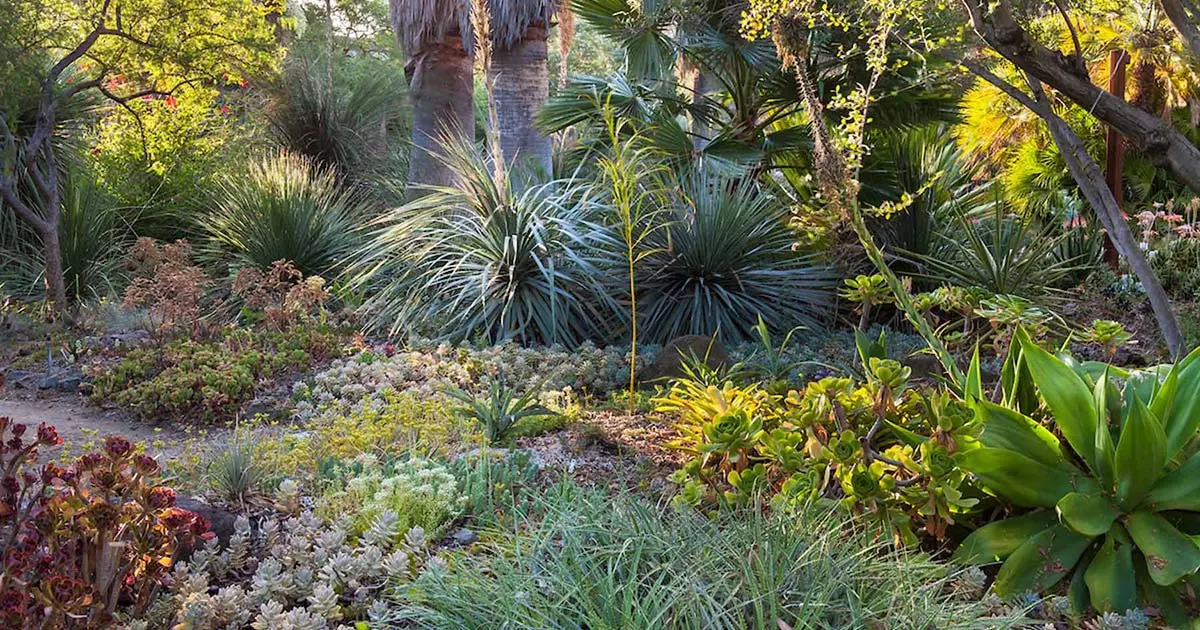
[934,47,1184,355]
[1159,0,1200,59]
[959,0,1200,196]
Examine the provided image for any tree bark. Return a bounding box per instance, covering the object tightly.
[41,223,68,315]
[961,0,1200,197]
[491,21,553,180]
[406,34,475,192]
[1159,0,1200,59]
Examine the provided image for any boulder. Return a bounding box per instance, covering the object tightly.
[640,335,729,384]
[175,496,240,546]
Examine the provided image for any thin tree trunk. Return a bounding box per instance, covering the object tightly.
[407,34,475,192]
[492,21,553,180]
[41,223,68,317]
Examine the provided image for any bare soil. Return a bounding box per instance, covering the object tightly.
[0,390,210,460]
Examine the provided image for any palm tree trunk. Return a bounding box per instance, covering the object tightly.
[407,34,475,191]
[491,21,553,179]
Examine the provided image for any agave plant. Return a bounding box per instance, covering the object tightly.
[627,174,836,344]
[955,329,1200,623]
[349,137,622,346]
[203,152,367,277]
[444,380,553,445]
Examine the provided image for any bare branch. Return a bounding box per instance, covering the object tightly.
[1051,0,1083,61]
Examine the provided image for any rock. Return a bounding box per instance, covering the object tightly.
[640,335,729,383]
[38,369,83,392]
[2,369,38,390]
[450,527,478,546]
[175,496,240,546]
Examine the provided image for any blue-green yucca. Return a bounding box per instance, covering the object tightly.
[349,137,622,346]
[630,174,836,343]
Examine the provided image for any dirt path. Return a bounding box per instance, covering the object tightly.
[0,393,208,460]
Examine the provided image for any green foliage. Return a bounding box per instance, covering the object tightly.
[657,353,981,545]
[743,315,806,384]
[1,163,133,303]
[1080,320,1137,359]
[264,47,409,184]
[92,85,250,238]
[631,175,836,343]
[861,124,992,267]
[954,330,1200,623]
[203,152,366,277]
[393,482,1025,629]
[207,441,264,506]
[315,455,467,543]
[350,138,621,345]
[87,325,340,422]
[916,206,1085,303]
[446,380,555,445]
[0,421,210,627]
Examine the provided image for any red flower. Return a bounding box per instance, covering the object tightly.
[219,104,230,115]
[164,95,178,109]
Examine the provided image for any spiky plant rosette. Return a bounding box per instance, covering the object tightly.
[627,173,836,343]
[349,138,622,346]
[203,152,366,277]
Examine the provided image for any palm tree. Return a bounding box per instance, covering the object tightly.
[391,0,475,190]
[487,0,561,178]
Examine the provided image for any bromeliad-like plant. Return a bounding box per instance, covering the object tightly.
[954,329,1200,623]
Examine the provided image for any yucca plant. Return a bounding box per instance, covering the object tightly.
[955,329,1200,623]
[628,174,836,344]
[914,205,1085,303]
[349,136,621,345]
[265,49,409,181]
[203,152,366,277]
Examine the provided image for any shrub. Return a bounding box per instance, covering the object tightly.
[265,49,409,183]
[629,175,836,343]
[0,419,211,628]
[87,325,340,422]
[121,238,213,340]
[954,330,1200,624]
[230,259,330,331]
[657,352,981,545]
[349,140,621,346]
[391,483,1026,629]
[203,152,366,277]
